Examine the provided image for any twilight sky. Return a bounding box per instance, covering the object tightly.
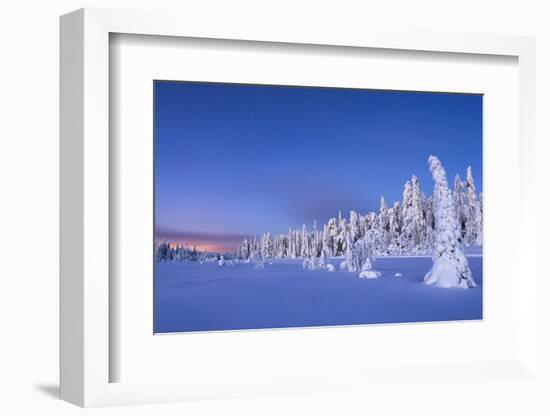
[155,81,482,252]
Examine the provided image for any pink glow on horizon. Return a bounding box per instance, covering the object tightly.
[155,229,250,254]
[164,240,235,254]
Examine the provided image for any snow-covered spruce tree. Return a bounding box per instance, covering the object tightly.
[378,197,391,254]
[358,214,368,239]
[294,229,301,258]
[326,217,338,257]
[317,222,323,257]
[248,237,259,261]
[340,230,380,277]
[312,220,320,257]
[464,166,482,246]
[303,245,331,270]
[368,212,385,255]
[321,224,330,258]
[411,176,426,250]
[358,229,381,279]
[300,224,309,258]
[349,210,361,243]
[424,155,476,288]
[295,230,302,258]
[238,238,251,260]
[477,193,483,245]
[155,240,171,262]
[260,233,274,258]
[172,245,180,261]
[335,211,348,256]
[424,196,435,250]
[400,180,413,252]
[388,201,402,254]
[273,234,284,258]
[397,176,428,253]
[453,174,466,240]
[250,245,265,269]
[282,234,289,258]
[365,212,377,230]
[341,233,358,272]
[288,228,296,259]
[173,244,182,261]
[401,175,426,253]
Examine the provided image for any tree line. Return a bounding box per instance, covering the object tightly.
[155,156,480,289]
[154,165,482,266]
[237,166,482,262]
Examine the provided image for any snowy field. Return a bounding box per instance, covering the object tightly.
[154,255,483,333]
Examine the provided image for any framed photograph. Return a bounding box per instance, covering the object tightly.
[60,8,538,407]
[153,81,483,335]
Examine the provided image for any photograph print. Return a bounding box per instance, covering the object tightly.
[154,81,483,334]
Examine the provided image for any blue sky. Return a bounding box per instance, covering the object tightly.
[155,81,482,252]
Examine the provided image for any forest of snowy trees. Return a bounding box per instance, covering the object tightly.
[235,165,482,263]
[154,241,241,263]
[155,162,482,278]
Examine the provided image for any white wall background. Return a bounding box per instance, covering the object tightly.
[0,1,548,415]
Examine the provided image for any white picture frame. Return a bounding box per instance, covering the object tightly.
[60,7,537,408]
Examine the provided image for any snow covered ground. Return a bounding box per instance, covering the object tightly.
[154,255,482,333]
